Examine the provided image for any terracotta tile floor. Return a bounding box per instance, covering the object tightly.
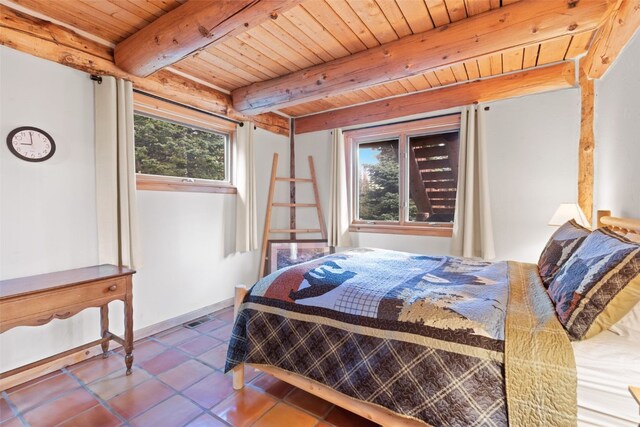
[1,307,379,427]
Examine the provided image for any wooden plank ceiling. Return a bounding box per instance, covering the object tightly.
[9,0,596,118]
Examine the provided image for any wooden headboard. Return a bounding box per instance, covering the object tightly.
[597,210,640,235]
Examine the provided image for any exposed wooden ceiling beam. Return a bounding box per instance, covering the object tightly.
[233,0,614,115]
[294,62,576,134]
[114,0,303,77]
[0,5,289,136]
[582,0,640,78]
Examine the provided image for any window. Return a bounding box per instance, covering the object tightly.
[345,115,461,236]
[133,92,236,194]
[134,114,228,181]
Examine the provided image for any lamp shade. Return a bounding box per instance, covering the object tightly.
[549,203,590,228]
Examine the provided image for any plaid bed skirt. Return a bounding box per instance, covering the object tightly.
[226,309,507,426]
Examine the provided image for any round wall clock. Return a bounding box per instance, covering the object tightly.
[6,126,56,162]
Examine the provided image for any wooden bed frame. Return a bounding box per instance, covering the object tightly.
[597,210,640,234]
[231,210,640,427]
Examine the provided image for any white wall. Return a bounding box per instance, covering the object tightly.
[0,47,101,370]
[294,89,581,263]
[594,31,640,219]
[484,89,581,262]
[134,128,290,330]
[0,47,289,371]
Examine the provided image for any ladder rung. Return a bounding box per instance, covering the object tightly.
[270,229,322,234]
[272,203,318,207]
[275,177,313,183]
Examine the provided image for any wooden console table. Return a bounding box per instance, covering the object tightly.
[0,265,135,380]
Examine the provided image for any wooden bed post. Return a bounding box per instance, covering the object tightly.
[232,285,248,390]
[597,210,611,228]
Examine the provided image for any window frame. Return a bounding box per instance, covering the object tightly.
[133,92,237,194]
[344,115,461,237]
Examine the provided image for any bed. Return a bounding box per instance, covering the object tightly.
[574,329,640,426]
[226,212,640,426]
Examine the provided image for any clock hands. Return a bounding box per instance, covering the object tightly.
[20,132,34,145]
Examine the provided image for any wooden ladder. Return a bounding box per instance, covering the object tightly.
[259,153,327,278]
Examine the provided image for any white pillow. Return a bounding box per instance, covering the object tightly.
[609,301,640,337]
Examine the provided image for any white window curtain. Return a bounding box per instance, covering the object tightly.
[235,121,258,252]
[94,76,141,268]
[328,129,351,247]
[451,105,495,260]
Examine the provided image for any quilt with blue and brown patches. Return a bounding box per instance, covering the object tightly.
[226,248,575,426]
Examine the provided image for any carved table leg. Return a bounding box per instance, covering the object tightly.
[100,304,109,358]
[124,279,134,375]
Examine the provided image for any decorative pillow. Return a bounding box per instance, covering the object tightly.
[538,220,591,286]
[547,228,640,340]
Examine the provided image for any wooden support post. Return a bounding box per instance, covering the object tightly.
[578,62,595,225]
[290,119,296,241]
[232,285,248,391]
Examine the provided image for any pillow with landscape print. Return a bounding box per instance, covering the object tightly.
[538,220,591,286]
[547,228,640,340]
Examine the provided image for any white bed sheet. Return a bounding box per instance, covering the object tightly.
[573,330,640,426]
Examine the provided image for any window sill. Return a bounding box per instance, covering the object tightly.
[349,223,453,238]
[136,175,237,194]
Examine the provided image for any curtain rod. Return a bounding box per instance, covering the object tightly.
[341,111,462,133]
[132,88,241,126]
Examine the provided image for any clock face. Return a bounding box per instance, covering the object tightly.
[6,127,56,162]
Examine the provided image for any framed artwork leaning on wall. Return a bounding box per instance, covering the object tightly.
[267,240,332,274]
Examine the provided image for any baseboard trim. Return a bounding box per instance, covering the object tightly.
[133,297,233,339]
[0,298,234,391]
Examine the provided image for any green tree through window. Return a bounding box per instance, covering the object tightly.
[358,140,400,221]
[134,114,227,181]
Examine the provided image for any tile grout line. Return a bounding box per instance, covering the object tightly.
[3,322,225,425]
[1,390,29,426]
[75,318,228,424]
[70,337,222,424]
[186,314,336,426]
[100,316,235,425]
[62,364,131,427]
[2,313,234,425]
[4,369,90,425]
[242,373,337,427]
[144,319,275,425]
[3,308,353,427]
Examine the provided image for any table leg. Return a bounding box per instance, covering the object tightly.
[100,304,109,358]
[124,284,134,375]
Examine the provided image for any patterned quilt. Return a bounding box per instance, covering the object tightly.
[225,248,576,426]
